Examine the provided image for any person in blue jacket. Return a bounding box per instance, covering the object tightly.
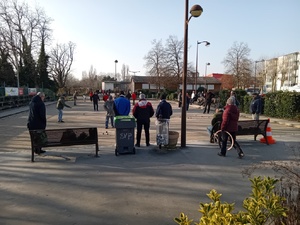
[113,91,130,116]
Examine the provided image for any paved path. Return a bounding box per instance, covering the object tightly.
[0,98,299,225]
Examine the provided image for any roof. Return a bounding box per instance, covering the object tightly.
[132,75,221,84]
[131,76,151,83]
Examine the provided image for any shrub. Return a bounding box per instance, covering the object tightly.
[174,176,287,225]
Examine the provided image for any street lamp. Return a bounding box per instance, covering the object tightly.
[254,59,264,93]
[129,71,140,76]
[204,62,210,89]
[181,1,203,148]
[195,41,210,91]
[114,60,118,80]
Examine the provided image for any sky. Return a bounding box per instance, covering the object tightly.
[27,0,300,80]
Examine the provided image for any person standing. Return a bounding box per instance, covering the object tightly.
[131,91,137,105]
[126,91,131,101]
[132,94,154,147]
[73,91,78,106]
[102,92,109,102]
[203,90,215,114]
[113,91,131,116]
[186,93,191,111]
[56,96,71,122]
[155,94,173,120]
[89,90,93,102]
[218,97,244,158]
[27,92,47,154]
[230,90,240,107]
[191,91,195,104]
[104,95,115,129]
[250,93,262,120]
[177,91,182,108]
[92,91,100,111]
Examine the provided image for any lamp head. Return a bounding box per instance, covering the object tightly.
[205,41,210,46]
[207,62,210,66]
[190,5,203,18]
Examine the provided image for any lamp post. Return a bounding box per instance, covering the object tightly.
[204,62,210,89]
[195,41,210,91]
[15,28,24,88]
[254,59,264,93]
[114,60,118,80]
[181,1,203,148]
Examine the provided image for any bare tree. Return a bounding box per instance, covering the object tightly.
[164,35,184,87]
[144,39,166,92]
[266,58,278,92]
[48,42,75,89]
[222,42,252,88]
[278,56,290,88]
[0,0,52,87]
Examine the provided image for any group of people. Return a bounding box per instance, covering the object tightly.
[27,88,262,156]
[178,89,216,114]
[114,91,173,147]
[209,90,262,158]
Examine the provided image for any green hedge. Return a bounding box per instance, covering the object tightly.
[216,90,300,121]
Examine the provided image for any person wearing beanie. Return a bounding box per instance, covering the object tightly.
[27,92,47,154]
[104,95,115,129]
[155,94,173,120]
[218,97,244,158]
[56,95,71,122]
[132,93,154,147]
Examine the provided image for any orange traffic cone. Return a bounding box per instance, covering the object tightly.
[260,119,276,144]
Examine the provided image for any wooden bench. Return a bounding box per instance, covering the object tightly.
[210,119,270,145]
[29,127,99,162]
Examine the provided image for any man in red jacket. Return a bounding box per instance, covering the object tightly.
[132,93,154,147]
[218,97,244,158]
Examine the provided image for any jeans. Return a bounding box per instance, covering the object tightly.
[252,113,259,120]
[58,109,63,121]
[105,116,114,128]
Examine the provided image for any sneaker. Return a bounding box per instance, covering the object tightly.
[60,120,65,123]
[217,152,226,157]
[135,144,140,147]
[238,153,244,158]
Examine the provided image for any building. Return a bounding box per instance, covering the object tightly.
[263,52,299,92]
[206,73,234,90]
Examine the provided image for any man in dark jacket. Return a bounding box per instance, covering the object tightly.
[113,91,130,116]
[203,90,215,114]
[250,93,262,120]
[132,94,154,147]
[155,94,173,120]
[27,92,46,154]
[218,97,244,158]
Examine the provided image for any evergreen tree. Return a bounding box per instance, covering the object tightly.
[0,52,16,86]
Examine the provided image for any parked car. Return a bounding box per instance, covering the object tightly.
[245,87,260,95]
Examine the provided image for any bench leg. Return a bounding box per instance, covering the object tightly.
[31,147,35,162]
[95,143,99,157]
